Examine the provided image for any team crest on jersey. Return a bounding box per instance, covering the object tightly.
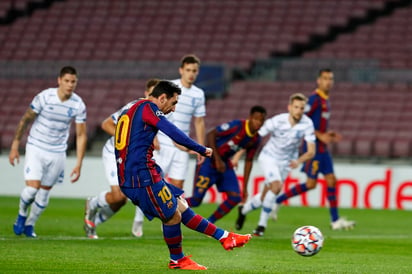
[220,123,230,130]
[167,201,174,209]
[295,130,304,139]
[67,107,73,117]
[156,110,164,117]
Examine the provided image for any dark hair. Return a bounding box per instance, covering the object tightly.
[59,66,77,77]
[318,68,332,77]
[180,54,201,68]
[150,80,181,98]
[146,78,160,90]
[250,105,267,116]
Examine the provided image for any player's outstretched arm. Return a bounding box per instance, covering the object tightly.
[156,118,210,157]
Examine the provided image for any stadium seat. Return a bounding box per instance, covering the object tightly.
[392,138,411,158]
[353,138,373,157]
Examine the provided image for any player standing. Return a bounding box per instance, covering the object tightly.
[186,106,266,223]
[10,66,87,238]
[115,80,251,270]
[235,93,316,236]
[270,69,355,230]
[83,79,159,239]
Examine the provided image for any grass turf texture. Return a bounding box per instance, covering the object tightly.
[0,196,411,273]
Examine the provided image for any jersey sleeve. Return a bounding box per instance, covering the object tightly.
[258,116,276,137]
[112,100,138,125]
[305,95,321,130]
[305,95,318,117]
[216,120,241,136]
[141,102,163,126]
[142,103,207,155]
[193,90,206,118]
[30,91,44,114]
[157,118,207,155]
[75,100,87,123]
[304,118,316,143]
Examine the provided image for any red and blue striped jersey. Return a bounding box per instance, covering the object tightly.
[214,119,261,164]
[305,89,330,153]
[115,99,206,188]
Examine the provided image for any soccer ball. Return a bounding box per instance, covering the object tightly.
[291,225,324,257]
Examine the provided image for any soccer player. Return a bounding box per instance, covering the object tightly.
[115,80,251,270]
[272,69,355,230]
[154,54,206,190]
[83,79,159,239]
[131,54,205,233]
[235,93,316,236]
[9,66,87,238]
[186,106,267,223]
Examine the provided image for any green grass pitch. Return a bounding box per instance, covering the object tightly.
[0,196,411,273]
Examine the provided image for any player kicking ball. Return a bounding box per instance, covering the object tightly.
[115,80,251,270]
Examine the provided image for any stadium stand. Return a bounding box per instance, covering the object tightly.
[0,0,391,67]
[303,5,412,69]
[0,0,412,160]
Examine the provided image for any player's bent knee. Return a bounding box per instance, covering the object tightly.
[306,183,317,190]
[228,195,242,205]
[187,197,202,207]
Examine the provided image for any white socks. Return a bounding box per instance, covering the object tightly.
[242,193,262,215]
[89,191,109,211]
[26,188,50,226]
[258,191,276,228]
[94,206,115,226]
[19,186,38,216]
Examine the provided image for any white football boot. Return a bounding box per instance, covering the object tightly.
[331,217,356,230]
[132,221,143,237]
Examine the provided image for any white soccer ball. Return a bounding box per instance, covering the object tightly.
[291,225,324,256]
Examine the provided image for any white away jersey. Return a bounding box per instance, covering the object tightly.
[259,113,315,162]
[157,79,206,147]
[27,88,86,152]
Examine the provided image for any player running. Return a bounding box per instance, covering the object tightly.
[269,69,355,230]
[235,93,315,236]
[186,106,266,223]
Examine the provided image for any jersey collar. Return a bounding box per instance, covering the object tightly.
[245,120,254,137]
[316,89,329,100]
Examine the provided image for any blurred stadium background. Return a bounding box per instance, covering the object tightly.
[1,0,412,162]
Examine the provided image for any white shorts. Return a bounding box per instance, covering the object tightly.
[24,144,66,187]
[258,151,290,186]
[153,145,189,180]
[102,142,119,186]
